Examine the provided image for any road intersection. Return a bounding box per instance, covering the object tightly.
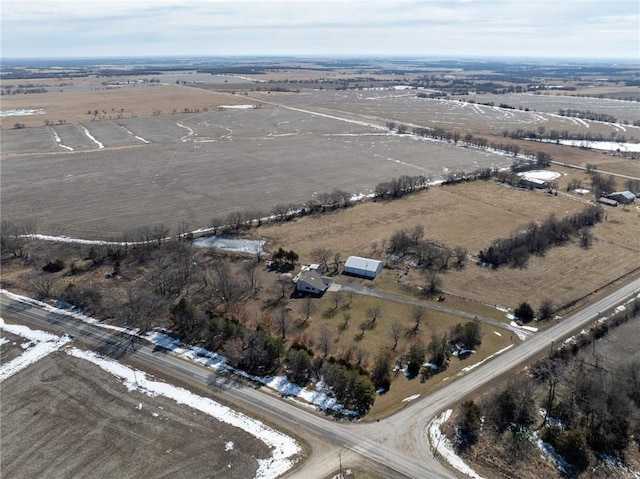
[2,277,639,478]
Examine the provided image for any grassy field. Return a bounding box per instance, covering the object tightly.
[252,170,640,311]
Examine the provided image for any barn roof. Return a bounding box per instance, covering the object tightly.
[344,256,382,272]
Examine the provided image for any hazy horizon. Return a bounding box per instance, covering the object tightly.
[2,0,639,61]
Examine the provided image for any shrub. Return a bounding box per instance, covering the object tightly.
[42,259,65,273]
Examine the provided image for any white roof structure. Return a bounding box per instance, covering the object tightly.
[344,256,383,278]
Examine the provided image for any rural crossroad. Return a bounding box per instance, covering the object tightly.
[2,277,639,479]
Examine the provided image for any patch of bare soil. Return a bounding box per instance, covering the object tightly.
[0,351,270,479]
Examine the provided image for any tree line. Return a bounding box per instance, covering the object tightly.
[478,205,604,269]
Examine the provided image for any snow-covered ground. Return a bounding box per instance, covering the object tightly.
[67,348,300,479]
[1,289,357,415]
[0,318,72,382]
[0,315,301,479]
[517,170,561,182]
[1,108,45,117]
[429,409,485,479]
[541,139,640,152]
[192,235,266,255]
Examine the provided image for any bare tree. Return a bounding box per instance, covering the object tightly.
[277,274,293,301]
[299,296,316,325]
[410,305,427,334]
[176,220,191,240]
[29,274,57,300]
[452,246,468,269]
[275,306,292,340]
[365,305,382,327]
[332,252,342,274]
[357,321,369,339]
[210,217,225,234]
[311,247,332,273]
[422,270,441,296]
[338,312,351,335]
[538,298,556,320]
[332,290,343,311]
[1,219,36,257]
[317,326,333,358]
[388,320,403,351]
[242,260,261,296]
[112,285,168,335]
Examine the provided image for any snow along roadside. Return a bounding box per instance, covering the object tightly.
[429,409,485,479]
[67,348,300,479]
[0,318,72,382]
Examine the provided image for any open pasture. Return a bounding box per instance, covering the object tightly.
[1,107,517,239]
[254,89,639,139]
[255,176,640,311]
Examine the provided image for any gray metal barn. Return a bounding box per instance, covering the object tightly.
[343,256,383,279]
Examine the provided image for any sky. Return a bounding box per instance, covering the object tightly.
[1,0,639,60]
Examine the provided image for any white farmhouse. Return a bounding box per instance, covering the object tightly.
[343,256,383,279]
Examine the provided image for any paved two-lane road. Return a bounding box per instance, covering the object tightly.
[2,276,639,478]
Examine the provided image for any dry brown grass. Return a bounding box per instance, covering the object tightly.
[252,171,640,312]
[0,84,256,129]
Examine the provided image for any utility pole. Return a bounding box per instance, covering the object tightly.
[339,451,343,478]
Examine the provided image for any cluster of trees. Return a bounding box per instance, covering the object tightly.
[558,109,617,124]
[454,300,640,472]
[588,170,618,199]
[1,86,48,95]
[285,343,375,414]
[374,175,430,199]
[478,205,604,268]
[387,224,468,272]
[1,219,37,258]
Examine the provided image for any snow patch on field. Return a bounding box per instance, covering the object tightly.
[192,235,266,255]
[541,139,640,152]
[67,348,300,479]
[218,104,256,109]
[81,126,104,149]
[0,319,72,382]
[177,121,194,141]
[119,125,150,143]
[1,108,45,117]
[49,127,74,151]
[429,409,485,479]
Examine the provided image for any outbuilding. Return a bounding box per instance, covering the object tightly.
[343,256,383,279]
[607,191,635,204]
[597,197,618,207]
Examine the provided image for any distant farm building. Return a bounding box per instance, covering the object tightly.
[343,256,383,279]
[519,177,548,189]
[597,197,618,207]
[606,191,635,204]
[295,270,333,295]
